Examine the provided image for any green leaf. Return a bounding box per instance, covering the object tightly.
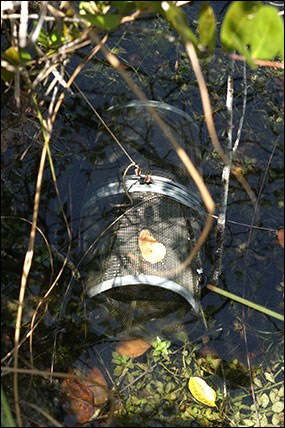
[258,393,270,408]
[241,419,255,427]
[49,29,65,48]
[19,48,32,62]
[79,1,97,14]
[2,46,21,66]
[135,1,160,12]
[1,387,16,427]
[80,11,122,31]
[114,1,135,15]
[221,1,262,67]
[253,378,262,388]
[248,6,284,60]
[272,401,284,413]
[32,22,49,48]
[1,46,31,82]
[221,1,284,67]
[1,46,32,65]
[160,1,198,47]
[264,372,275,383]
[269,388,278,402]
[272,414,283,426]
[113,365,123,376]
[221,1,262,51]
[198,2,216,53]
[278,385,284,397]
[152,336,171,356]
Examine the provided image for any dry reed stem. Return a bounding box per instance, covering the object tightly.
[229,53,284,69]
[185,41,230,166]
[14,143,48,427]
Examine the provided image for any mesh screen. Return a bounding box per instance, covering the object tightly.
[82,190,203,309]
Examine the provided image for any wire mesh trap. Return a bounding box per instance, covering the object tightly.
[79,101,206,338]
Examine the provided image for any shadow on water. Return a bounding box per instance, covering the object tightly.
[1,2,284,427]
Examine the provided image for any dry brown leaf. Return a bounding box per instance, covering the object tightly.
[138,229,166,264]
[61,367,108,424]
[85,367,109,406]
[116,338,151,358]
[61,374,94,424]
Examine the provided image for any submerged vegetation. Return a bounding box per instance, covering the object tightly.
[1,1,284,427]
[111,337,284,427]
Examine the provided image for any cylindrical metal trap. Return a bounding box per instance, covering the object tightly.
[80,101,205,335]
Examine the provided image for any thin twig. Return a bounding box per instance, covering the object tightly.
[30,3,47,44]
[233,61,247,154]
[229,53,284,69]
[1,13,77,21]
[211,60,235,285]
[18,0,28,48]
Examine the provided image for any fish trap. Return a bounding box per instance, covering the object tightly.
[80,101,205,321]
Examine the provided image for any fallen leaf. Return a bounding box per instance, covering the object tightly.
[277,228,284,248]
[85,367,109,406]
[61,375,94,424]
[116,338,151,358]
[138,229,166,264]
[188,376,217,407]
[61,367,108,424]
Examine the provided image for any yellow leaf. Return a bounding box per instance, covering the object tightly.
[188,377,217,407]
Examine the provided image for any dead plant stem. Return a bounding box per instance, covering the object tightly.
[184,41,230,166]
[13,142,47,428]
[211,62,234,285]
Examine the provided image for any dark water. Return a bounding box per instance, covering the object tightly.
[1,2,284,427]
